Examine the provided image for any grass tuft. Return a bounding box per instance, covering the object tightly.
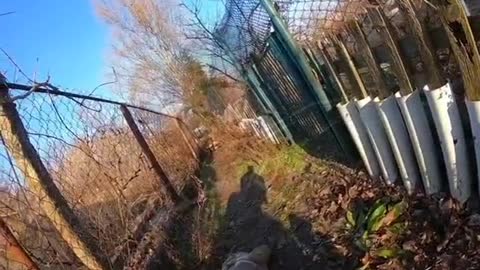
[234,144,309,180]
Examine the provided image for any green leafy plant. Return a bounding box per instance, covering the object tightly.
[346,199,408,267]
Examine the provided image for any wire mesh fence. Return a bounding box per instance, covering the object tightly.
[0,84,200,269]
[214,0,272,66]
[276,0,370,43]
[214,0,479,99]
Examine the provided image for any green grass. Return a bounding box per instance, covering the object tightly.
[234,144,309,180]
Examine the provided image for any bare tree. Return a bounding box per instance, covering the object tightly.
[181,0,242,82]
[96,0,195,107]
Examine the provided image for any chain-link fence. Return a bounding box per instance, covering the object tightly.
[214,0,272,66]
[276,0,370,43]
[0,83,200,269]
[215,0,479,99]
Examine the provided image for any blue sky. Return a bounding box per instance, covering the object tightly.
[0,0,224,99]
[0,0,226,184]
[0,0,111,97]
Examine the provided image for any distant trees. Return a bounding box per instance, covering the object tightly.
[96,0,205,111]
[96,0,244,123]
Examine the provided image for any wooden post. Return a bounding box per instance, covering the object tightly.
[120,105,180,203]
[331,34,369,98]
[0,217,39,270]
[438,0,480,99]
[318,42,350,103]
[0,80,110,270]
[397,0,444,89]
[350,20,390,99]
[369,6,415,95]
[448,0,480,65]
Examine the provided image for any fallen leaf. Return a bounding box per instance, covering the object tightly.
[346,210,356,227]
[380,201,407,227]
[374,247,402,259]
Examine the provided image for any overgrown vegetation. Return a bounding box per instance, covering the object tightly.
[2,0,480,269]
[179,133,480,269]
[234,144,309,181]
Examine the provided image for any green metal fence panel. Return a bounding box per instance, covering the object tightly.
[255,33,354,162]
[214,0,357,164]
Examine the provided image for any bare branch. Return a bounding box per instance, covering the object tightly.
[0,11,15,17]
[206,64,240,82]
[0,48,34,83]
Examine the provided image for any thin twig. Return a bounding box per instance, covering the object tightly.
[0,11,15,17]
[206,64,240,82]
[423,0,439,10]
[9,80,51,102]
[81,67,119,105]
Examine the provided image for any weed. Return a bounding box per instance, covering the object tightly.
[346,199,408,266]
[234,144,308,180]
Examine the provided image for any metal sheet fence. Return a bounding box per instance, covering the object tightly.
[254,33,350,161]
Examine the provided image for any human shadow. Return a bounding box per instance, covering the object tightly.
[214,166,348,270]
[287,214,352,270]
[216,166,282,255]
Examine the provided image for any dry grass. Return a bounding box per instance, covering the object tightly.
[0,117,199,269]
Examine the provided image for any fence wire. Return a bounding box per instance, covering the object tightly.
[215,0,272,66]
[276,0,370,43]
[213,0,376,66]
[0,88,199,269]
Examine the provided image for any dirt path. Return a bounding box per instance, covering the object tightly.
[143,129,480,270]
[195,138,480,270]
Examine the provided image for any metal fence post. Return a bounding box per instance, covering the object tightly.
[368,7,414,94]
[174,118,199,161]
[350,20,390,98]
[259,0,357,160]
[0,81,110,270]
[216,34,294,143]
[316,45,349,103]
[120,105,181,203]
[303,47,342,103]
[331,35,368,98]
[259,0,333,111]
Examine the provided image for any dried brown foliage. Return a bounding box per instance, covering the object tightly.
[0,89,199,268]
[95,0,209,110]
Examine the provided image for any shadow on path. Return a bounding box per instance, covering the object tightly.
[214,166,347,270]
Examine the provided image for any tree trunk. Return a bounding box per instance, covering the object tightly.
[0,217,39,270]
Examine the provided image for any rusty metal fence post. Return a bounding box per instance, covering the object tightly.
[120,105,181,203]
